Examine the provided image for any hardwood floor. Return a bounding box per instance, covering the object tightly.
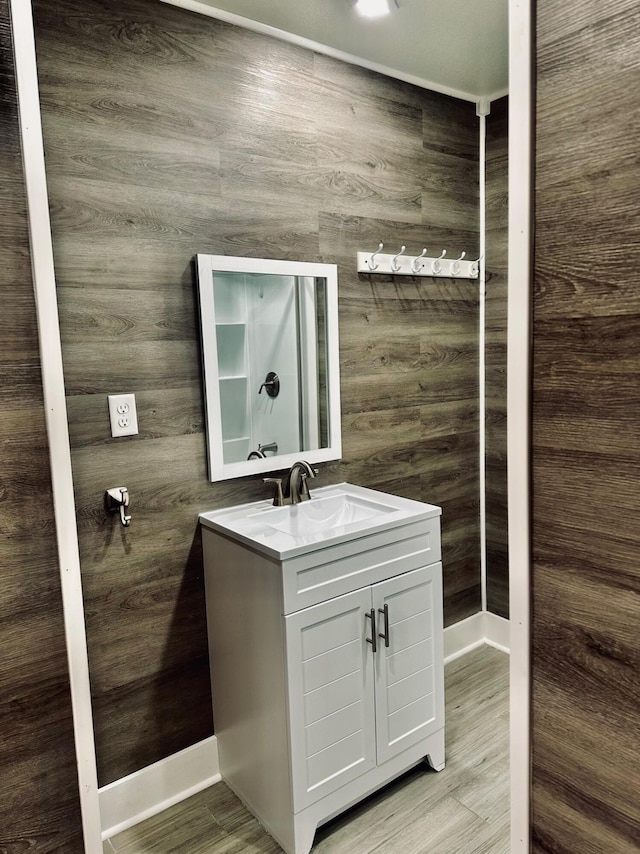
[104,646,508,854]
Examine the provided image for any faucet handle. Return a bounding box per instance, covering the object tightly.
[293,463,318,502]
[263,477,284,507]
[298,472,312,500]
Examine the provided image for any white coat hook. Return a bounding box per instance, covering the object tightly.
[411,248,428,274]
[391,245,406,273]
[432,250,446,275]
[469,254,483,276]
[451,251,466,276]
[368,242,384,271]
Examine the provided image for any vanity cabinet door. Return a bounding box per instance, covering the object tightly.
[285,588,377,812]
[373,563,444,766]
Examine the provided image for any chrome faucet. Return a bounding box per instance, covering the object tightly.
[284,460,318,504]
[264,460,318,506]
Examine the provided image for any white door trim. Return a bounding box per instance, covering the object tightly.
[508,0,532,850]
[8,1,102,851]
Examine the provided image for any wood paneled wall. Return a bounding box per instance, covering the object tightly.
[33,0,480,785]
[533,1,640,850]
[0,2,84,848]
[485,97,509,618]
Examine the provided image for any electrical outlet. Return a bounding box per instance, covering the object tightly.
[108,393,139,437]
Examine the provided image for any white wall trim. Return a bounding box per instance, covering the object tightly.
[479,113,488,613]
[100,736,220,840]
[508,0,532,851]
[488,86,510,103]
[444,611,510,664]
[9,2,103,851]
[483,610,511,654]
[160,0,481,105]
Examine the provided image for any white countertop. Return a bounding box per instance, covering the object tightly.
[199,482,441,560]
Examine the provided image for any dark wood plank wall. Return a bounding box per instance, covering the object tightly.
[0,1,84,849]
[533,1,640,850]
[485,97,509,618]
[33,0,480,785]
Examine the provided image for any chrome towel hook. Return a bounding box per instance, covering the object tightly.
[411,248,428,274]
[451,251,466,276]
[391,245,406,273]
[432,250,447,274]
[105,486,131,528]
[368,242,384,270]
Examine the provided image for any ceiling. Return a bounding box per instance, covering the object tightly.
[177,0,509,102]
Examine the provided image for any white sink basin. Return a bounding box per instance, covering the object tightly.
[199,483,441,559]
[251,492,397,537]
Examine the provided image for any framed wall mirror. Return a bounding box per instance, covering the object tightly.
[196,254,342,482]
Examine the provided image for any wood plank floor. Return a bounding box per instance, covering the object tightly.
[104,646,509,854]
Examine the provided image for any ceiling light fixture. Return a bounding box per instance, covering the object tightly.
[354,0,399,19]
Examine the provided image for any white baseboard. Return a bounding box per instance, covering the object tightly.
[100,735,220,840]
[444,610,510,663]
[101,611,508,839]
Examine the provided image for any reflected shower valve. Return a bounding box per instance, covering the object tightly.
[258,371,280,398]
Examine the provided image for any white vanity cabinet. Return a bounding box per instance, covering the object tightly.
[200,485,444,854]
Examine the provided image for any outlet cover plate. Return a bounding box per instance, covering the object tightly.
[108,393,139,437]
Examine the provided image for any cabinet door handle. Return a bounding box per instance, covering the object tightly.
[365,608,377,654]
[378,604,390,648]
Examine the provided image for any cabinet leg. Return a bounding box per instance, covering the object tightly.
[424,733,445,772]
[293,815,318,854]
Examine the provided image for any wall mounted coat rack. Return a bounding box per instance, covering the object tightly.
[357,243,480,279]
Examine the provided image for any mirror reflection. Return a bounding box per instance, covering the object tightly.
[196,255,342,482]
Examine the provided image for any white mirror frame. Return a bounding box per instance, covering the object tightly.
[196,254,342,482]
